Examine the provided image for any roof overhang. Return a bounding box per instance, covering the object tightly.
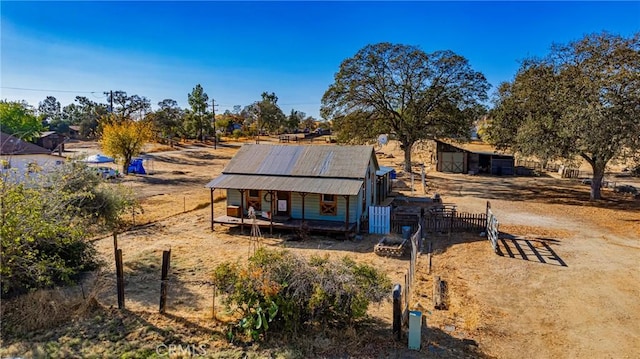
[206,174,364,196]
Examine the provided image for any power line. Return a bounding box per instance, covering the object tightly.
[0,86,103,95]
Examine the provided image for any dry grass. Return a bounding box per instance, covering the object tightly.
[0,272,107,338]
[4,139,638,358]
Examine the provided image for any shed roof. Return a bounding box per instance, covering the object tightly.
[206,144,379,195]
[39,131,58,138]
[436,139,513,157]
[221,144,378,178]
[1,132,51,155]
[206,174,364,195]
[376,166,395,176]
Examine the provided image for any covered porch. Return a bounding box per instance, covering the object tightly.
[206,174,364,235]
[212,215,358,234]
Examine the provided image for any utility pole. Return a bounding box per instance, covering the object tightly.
[212,99,218,149]
[103,90,114,113]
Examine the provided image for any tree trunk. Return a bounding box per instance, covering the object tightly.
[123,156,131,175]
[590,162,606,201]
[403,141,414,173]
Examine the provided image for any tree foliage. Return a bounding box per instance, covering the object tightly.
[286,109,304,132]
[38,96,62,125]
[0,100,46,141]
[487,32,640,200]
[212,248,391,341]
[105,91,151,122]
[321,42,489,171]
[0,162,136,297]
[256,92,286,133]
[146,99,185,141]
[186,84,211,141]
[101,120,152,174]
[62,96,108,138]
[242,92,287,135]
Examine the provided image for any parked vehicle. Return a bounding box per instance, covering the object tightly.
[93,166,118,179]
[613,184,638,195]
[581,178,609,188]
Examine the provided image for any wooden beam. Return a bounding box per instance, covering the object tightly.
[344,195,350,230]
[210,188,215,231]
[239,189,245,234]
[269,190,274,235]
[300,192,308,223]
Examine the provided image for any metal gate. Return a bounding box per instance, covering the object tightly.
[486,201,499,253]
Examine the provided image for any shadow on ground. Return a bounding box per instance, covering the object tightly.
[121,249,208,311]
[496,233,567,267]
[428,174,640,210]
[426,231,489,255]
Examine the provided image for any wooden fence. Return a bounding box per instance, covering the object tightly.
[389,205,487,238]
[515,158,563,173]
[369,206,391,234]
[424,211,486,233]
[390,212,421,235]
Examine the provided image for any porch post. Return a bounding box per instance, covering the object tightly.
[344,195,350,231]
[269,190,274,235]
[211,187,215,232]
[239,189,245,234]
[300,192,308,224]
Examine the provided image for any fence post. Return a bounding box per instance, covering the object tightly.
[212,285,217,320]
[115,248,125,309]
[393,284,402,340]
[159,249,171,313]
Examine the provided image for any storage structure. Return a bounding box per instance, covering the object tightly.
[434,139,514,176]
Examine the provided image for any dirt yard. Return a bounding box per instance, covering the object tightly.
[3,138,639,358]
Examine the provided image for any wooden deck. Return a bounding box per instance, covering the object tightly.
[213,215,357,233]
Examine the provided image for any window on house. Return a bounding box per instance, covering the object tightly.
[247,189,262,211]
[320,194,337,216]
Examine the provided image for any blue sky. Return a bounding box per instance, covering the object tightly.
[1,1,639,119]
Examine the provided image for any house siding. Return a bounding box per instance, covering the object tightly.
[226,189,360,224]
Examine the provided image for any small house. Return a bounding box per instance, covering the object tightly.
[68,126,81,139]
[36,131,65,152]
[206,144,384,234]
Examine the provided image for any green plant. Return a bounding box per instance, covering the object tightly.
[232,129,242,139]
[212,248,391,342]
[0,161,137,297]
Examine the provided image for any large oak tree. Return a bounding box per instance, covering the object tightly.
[487,32,640,200]
[321,42,489,171]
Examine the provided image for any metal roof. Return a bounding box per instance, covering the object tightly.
[435,139,514,157]
[376,166,395,176]
[206,144,380,195]
[1,132,51,155]
[206,174,364,195]
[222,144,378,178]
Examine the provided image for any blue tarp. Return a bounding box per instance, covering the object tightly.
[127,158,146,174]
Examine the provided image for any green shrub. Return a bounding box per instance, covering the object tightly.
[0,161,137,297]
[212,248,391,341]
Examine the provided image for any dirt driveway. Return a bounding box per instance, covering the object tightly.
[75,139,640,358]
